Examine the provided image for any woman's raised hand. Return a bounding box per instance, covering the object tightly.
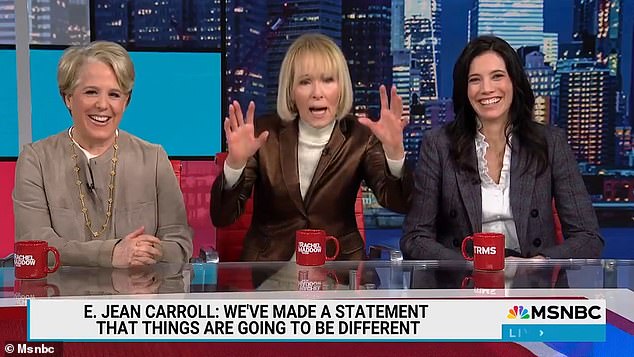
[357,85,407,160]
[224,100,269,169]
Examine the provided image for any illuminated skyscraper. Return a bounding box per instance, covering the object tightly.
[66,0,91,44]
[0,0,91,45]
[226,0,268,111]
[94,0,128,43]
[573,0,597,57]
[392,50,412,122]
[524,51,556,124]
[542,32,558,69]
[596,0,622,85]
[391,0,405,53]
[404,0,441,102]
[0,0,15,44]
[391,0,409,119]
[405,15,440,101]
[572,0,623,85]
[403,98,428,166]
[93,0,221,49]
[342,0,392,118]
[400,0,441,166]
[557,58,616,165]
[266,0,341,112]
[569,0,624,157]
[468,0,544,49]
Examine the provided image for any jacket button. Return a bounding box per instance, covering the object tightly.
[533,238,542,247]
[452,239,460,247]
[449,209,457,218]
[530,209,539,218]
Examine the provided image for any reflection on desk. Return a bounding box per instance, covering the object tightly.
[1,259,632,297]
[210,259,634,293]
[7,264,187,299]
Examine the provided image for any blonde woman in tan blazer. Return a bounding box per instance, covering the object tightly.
[13,41,192,267]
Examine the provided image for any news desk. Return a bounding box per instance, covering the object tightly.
[1,259,633,356]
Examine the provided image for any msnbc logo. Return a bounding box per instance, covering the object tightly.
[507,306,530,319]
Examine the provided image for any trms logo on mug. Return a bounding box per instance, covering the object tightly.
[461,232,505,271]
[474,246,497,255]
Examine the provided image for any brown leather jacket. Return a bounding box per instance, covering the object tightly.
[211,114,412,261]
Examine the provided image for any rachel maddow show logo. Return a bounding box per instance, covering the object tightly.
[14,254,36,267]
[506,305,602,320]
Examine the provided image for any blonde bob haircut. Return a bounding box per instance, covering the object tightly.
[57,40,135,104]
[277,33,353,121]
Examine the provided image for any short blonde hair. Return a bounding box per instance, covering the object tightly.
[277,33,353,121]
[57,41,135,101]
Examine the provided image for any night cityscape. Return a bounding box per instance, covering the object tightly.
[1,0,633,229]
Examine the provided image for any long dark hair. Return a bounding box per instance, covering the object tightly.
[447,35,548,176]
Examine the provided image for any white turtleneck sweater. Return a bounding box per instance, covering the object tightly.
[223,119,404,199]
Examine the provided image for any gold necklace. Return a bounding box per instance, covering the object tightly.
[69,133,118,238]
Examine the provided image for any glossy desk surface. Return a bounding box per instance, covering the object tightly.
[1,258,632,296]
[1,259,633,356]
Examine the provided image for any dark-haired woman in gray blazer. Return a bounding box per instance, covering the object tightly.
[401,36,603,260]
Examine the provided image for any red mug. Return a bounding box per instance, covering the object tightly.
[461,232,505,271]
[296,229,340,266]
[461,270,505,289]
[14,279,61,298]
[297,268,339,291]
[14,241,61,279]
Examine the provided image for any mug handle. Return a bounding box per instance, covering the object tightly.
[46,246,61,274]
[46,284,61,297]
[461,276,473,289]
[326,270,339,285]
[461,236,474,261]
[325,236,340,261]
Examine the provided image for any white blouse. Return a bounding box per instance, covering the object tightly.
[474,131,521,253]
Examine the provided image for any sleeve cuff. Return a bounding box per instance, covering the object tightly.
[161,241,187,263]
[385,155,405,178]
[223,161,245,189]
[97,239,119,268]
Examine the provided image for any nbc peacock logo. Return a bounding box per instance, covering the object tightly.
[507,305,530,319]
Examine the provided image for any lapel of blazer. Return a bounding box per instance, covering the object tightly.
[455,141,482,233]
[304,119,347,205]
[279,119,307,217]
[509,136,535,254]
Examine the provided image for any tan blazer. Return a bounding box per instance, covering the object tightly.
[13,131,193,267]
[211,114,412,261]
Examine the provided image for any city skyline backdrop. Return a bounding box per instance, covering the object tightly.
[1,0,634,227]
[1,1,630,114]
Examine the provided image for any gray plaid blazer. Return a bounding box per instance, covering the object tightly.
[401,124,604,260]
